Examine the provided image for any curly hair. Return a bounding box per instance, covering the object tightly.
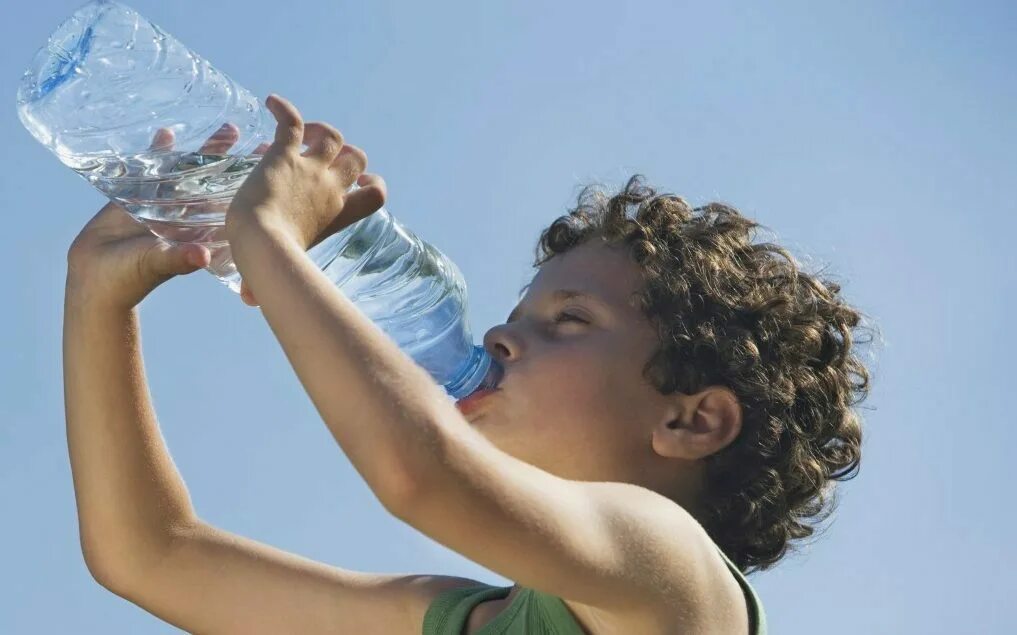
[534,175,877,574]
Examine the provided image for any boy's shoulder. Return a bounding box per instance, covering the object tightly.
[408,554,751,635]
[407,479,760,632]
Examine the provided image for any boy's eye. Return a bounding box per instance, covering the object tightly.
[554,311,586,324]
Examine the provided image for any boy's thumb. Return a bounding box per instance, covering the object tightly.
[181,244,211,271]
[148,243,210,277]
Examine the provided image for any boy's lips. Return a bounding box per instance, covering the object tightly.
[455,388,500,415]
[455,361,505,416]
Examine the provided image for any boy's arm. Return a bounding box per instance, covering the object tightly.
[227,221,460,510]
[229,222,723,622]
[62,292,197,581]
[63,287,473,634]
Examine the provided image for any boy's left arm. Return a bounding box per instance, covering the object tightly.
[226,94,713,621]
[231,222,715,619]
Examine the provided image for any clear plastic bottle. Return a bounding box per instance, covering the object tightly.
[16,0,499,400]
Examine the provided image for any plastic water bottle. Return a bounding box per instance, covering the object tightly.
[16,0,499,400]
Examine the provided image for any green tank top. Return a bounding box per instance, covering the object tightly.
[421,546,767,634]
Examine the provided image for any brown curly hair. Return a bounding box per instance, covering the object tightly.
[534,175,877,574]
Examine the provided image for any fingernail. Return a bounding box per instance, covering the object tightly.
[190,248,208,266]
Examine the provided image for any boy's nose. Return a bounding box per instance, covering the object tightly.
[483,324,521,363]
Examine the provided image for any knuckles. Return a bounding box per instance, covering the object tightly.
[318,136,343,158]
[305,121,345,149]
[341,144,368,172]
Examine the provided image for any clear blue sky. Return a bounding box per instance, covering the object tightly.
[2,1,1014,632]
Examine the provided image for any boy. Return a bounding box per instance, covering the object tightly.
[64,95,871,633]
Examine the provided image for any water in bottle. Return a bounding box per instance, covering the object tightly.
[16,0,499,399]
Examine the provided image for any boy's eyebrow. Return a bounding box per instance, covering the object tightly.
[506,289,605,323]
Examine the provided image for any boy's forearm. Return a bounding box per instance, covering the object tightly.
[63,287,198,581]
[229,221,462,508]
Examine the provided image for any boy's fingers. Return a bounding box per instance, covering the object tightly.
[252,142,271,156]
[265,94,304,153]
[239,281,259,306]
[183,244,211,269]
[331,144,368,189]
[301,122,345,164]
[355,173,386,202]
[336,173,387,228]
[197,122,240,155]
[143,241,209,278]
[149,127,174,151]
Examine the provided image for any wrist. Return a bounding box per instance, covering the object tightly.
[64,273,138,315]
[226,206,290,241]
[226,208,304,259]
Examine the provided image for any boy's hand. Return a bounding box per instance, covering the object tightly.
[66,122,274,311]
[223,94,387,264]
[66,125,261,311]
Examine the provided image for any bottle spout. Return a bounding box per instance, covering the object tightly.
[443,345,503,400]
[475,356,503,392]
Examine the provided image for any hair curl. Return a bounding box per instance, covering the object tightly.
[534,175,877,574]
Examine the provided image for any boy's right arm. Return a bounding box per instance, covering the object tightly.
[63,198,481,633]
[114,519,481,634]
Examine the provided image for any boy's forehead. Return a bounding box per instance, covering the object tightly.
[522,242,642,309]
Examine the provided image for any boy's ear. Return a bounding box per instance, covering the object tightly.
[651,387,743,460]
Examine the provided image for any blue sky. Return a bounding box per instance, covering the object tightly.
[2,1,1014,632]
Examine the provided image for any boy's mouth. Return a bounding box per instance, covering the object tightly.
[455,388,500,415]
[456,362,504,415]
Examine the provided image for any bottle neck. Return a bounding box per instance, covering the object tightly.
[444,345,498,400]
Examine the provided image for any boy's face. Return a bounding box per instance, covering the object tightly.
[470,239,675,483]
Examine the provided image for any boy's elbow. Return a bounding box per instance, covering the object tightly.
[79,525,118,589]
[83,546,129,595]
[79,525,187,597]
[375,465,427,521]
